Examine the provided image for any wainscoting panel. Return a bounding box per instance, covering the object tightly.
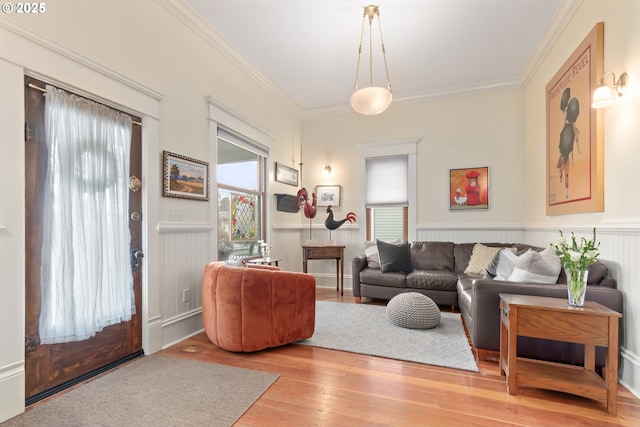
[416,226,526,244]
[157,222,212,348]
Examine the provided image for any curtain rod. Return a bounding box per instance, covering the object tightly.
[27,83,142,126]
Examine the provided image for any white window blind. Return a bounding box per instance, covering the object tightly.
[366,156,408,206]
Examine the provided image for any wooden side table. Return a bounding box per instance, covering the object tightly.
[302,245,345,295]
[499,294,621,414]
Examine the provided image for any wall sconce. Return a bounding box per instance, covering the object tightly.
[323,164,332,177]
[591,71,628,108]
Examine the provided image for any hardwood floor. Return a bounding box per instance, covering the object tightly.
[161,288,640,427]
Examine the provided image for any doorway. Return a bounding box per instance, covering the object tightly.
[24,76,143,403]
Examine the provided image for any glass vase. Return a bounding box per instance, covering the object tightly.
[261,247,271,259]
[566,268,588,307]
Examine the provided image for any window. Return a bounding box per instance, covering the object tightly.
[217,129,267,260]
[365,156,408,241]
[358,140,417,243]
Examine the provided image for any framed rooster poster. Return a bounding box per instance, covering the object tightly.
[449,167,489,211]
[545,22,604,216]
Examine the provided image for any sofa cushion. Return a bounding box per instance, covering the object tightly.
[508,247,561,284]
[377,240,413,273]
[407,270,458,291]
[410,241,455,271]
[359,268,407,288]
[464,244,503,276]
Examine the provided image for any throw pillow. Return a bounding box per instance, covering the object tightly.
[364,241,381,269]
[508,247,561,284]
[365,239,400,269]
[377,239,413,273]
[464,244,502,276]
[485,248,528,280]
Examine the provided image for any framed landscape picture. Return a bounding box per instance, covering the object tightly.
[449,167,489,210]
[162,151,209,201]
[545,22,604,216]
[316,185,341,207]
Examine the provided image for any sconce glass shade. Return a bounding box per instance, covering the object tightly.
[323,164,332,176]
[591,84,614,109]
[591,71,628,109]
[350,86,393,115]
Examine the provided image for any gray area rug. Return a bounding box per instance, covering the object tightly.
[4,354,278,427]
[298,301,479,372]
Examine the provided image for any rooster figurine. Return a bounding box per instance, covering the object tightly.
[297,187,317,219]
[324,205,356,230]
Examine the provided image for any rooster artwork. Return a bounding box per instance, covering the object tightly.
[297,187,317,239]
[324,205,356,240]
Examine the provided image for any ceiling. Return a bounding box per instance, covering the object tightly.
[181,0,569,116]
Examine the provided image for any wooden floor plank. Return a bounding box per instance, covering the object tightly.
[161,288,640,426]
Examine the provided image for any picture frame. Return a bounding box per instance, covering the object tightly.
[162,150,209,201]
[449,167,489,210]
[545,22,604,216]
[275,162,299,186]
[316,185,341,207]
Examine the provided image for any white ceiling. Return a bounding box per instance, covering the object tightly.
[181,0,569,116]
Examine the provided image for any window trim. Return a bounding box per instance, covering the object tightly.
[208,97,273,260]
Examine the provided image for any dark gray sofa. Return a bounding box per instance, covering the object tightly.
[352,241,623,365]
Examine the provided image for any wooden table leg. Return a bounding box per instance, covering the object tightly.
[335,259,339,293]
[606,316,619,415]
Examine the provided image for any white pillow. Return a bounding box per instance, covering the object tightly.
[464,244,502,276]
[494,249,526,281]
[364,241,381,269]
[508,247,561,284]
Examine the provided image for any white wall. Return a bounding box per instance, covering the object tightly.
[0,0,301,422]
[301,89,527,230]
[523,0,640,396]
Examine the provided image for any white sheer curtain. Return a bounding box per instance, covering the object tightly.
[39,85,135,344]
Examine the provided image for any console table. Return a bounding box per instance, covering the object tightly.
[302,245,345,295]
[499,294,621,414]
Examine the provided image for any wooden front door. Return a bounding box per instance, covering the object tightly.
[24,76,143,403]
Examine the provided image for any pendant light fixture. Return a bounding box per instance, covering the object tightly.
[350,5,392,116]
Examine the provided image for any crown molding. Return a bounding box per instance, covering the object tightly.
[520,0,583,85]
[302,79,524,119]
[156,0,303,118]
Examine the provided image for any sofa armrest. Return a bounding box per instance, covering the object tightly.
[352,254,367,297]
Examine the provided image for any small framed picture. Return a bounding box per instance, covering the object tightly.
[275,162,299,186]
[163,151,209,201]
[449,167,489,210]
[316,185,341,207]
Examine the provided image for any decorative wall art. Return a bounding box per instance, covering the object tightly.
[316,185,341,207]
[546,22,604,216]
[230,192,256,241]
[275,162,299,186]
[163,150,209,201]
[449,167,489,210]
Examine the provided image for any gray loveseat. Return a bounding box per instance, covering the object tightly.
[352,241,623,365]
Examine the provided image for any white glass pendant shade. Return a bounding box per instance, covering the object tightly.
[591,84,614,109]
[350,86,393,115]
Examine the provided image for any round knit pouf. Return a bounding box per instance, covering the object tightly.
[386,292,441,329]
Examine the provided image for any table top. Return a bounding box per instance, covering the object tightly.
[246,258,281,264]
[302,245,345,249]
[499,294,621,317]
